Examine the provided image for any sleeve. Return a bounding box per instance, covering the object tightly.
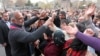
[76,32,100,52]
[15,26,48,43]
[50,24,61,31]
[84,18,99,35]
[53,16,60,27]
[0,27,5,44]
[24,16,39,27]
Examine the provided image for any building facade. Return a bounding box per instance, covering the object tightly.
[54,0,71,10]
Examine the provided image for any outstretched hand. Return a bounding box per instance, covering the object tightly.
[43,17,54,26]
[83,28,94,36]
[85,4,96,16]
[43,33,48,40]
[65,24,78,35]
[52,12,57,19]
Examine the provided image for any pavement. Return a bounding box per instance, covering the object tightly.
[0,45,6,56]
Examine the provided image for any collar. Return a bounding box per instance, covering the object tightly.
[10,23,22,28]
[1,19,9,23]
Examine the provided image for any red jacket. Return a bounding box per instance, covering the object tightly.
[43,39,63,56]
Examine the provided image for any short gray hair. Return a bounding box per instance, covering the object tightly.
[9,12,16,21]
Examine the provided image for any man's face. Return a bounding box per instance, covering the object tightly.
[2,13,9,21]
[59,14,65,19]
[14,12,24,26]
[60,22,67,30]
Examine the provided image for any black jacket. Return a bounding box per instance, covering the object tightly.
[0,20,12,56]
[8,17,48,56]
[0,20,9,44]
[24,16,39,32]
[54,16,60,27]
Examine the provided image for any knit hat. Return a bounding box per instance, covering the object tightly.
[53,30,65,46]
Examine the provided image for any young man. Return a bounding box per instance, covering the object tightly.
[0,12,12,56]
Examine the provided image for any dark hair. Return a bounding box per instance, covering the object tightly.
[59,11,66,17]
[69,23,87,51]
[55,9,60,15]
[76,23,86,32]
[2,12,8,16]
[70,38,87,51]
[5,10,8,12]
[61,19,71,25]
[96,15,100,19]
[53,30,65,46]
[39,28,53,51]
[45,28,53,37]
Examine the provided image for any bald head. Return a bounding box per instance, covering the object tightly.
[11,11,24,26]
[14,11,23,19]
[10,11,22,19]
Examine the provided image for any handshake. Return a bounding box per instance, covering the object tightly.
[43,17,54,29]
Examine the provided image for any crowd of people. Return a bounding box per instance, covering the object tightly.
[0,3,100,56]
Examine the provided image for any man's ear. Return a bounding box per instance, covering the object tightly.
[11,18,16,23]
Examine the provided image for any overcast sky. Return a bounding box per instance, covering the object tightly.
[71,0,97,3]
[30,0,53,3]
[30,0,97,3]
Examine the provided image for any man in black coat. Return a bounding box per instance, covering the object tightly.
[0,12,12,56]
[54,11,69,27]
[8,11,53,56]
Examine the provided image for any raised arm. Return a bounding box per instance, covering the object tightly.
[65,24,100,52]
[76,32,100,51]
[24,16,39,27]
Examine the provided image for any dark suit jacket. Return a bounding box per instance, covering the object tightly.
[8,17,48,56]
[0,20,9,44]
[24,16,39,32]
[54,16,60,27]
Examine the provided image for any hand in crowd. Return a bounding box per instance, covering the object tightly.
[43,17,54,26]
[39,10,47,19]
[1,42,7,47]
[43,33,48,40]
[41,53,44,56]
[85,4,96,16]
[52,12,57,19]
[34,39,40,48]
[84,28,95,36]
[65,24,78,35]
[67,9,74,16]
